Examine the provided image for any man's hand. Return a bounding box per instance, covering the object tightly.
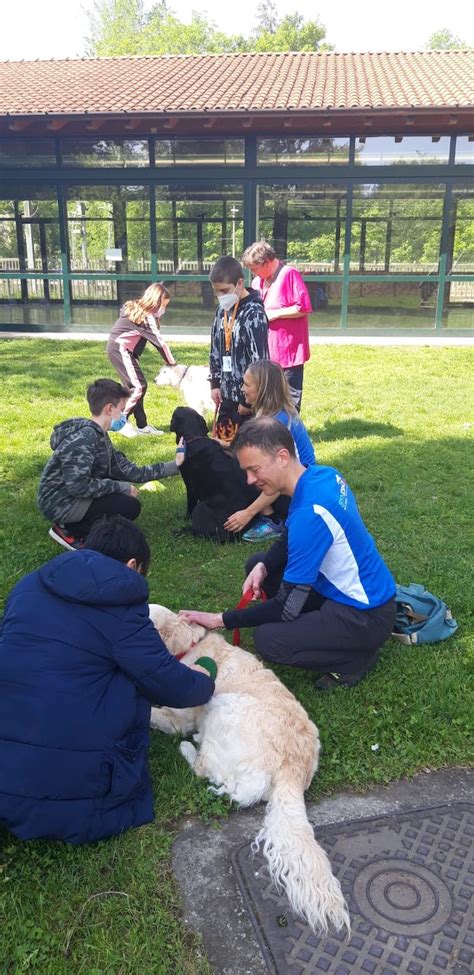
[211,388,222,408]
[243,561,268,598]
[224,509,251,533]
[175,436,186,468]
[179,610,223,629]
[237,403,252,416]
[128,485,139,498]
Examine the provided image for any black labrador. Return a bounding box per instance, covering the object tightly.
[170,407,258,543]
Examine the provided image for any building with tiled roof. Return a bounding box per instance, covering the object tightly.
[0,52,472,333]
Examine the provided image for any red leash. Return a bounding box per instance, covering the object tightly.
[232,588,267,646]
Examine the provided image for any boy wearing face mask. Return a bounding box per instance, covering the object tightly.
[38,379,185,551]
[209,256,269,445]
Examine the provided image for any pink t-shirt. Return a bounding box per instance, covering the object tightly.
[253,264,312,368]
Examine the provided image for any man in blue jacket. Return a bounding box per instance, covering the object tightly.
[0,515,214,845]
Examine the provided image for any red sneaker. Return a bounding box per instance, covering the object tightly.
[48,524,83,551]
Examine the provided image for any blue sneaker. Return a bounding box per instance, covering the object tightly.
[242,517,283,542]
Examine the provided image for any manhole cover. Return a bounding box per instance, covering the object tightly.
[232,802,473,975]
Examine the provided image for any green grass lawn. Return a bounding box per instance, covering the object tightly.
[0,339,473,974]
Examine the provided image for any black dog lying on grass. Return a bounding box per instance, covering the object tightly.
[170,407,258,542]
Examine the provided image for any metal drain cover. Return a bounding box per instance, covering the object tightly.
[232,802,473,975]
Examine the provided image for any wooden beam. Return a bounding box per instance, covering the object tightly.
[85,120,105,132]
[162,118,178,130]
[124,119,143,131]
[7,119,33,132]
[46,119,70,132]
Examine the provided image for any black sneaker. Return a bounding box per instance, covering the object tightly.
[49,524,83,551]
[314,657,378,690]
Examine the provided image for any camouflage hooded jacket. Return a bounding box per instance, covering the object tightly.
[209,289,269,404]
[37,418,177,524]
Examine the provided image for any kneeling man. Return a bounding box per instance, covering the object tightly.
[181,417,396,689]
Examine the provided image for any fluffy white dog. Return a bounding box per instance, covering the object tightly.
[149,603,350,937]
[154,364,214,417]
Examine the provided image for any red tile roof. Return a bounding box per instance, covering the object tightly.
[0,51,473,118]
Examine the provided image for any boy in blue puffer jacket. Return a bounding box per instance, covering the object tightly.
[0,515,214,845]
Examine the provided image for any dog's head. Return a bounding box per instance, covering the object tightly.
[155,364,185,388]
[170,406,209,444]
[149,603,206,656]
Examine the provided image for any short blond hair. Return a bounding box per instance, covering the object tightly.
[242,240,276,268]
[122,283,170,325]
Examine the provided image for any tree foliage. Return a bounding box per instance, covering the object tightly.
[84,0,333,56]
[425,28,470,50]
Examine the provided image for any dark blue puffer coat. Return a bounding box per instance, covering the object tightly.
[0,549,214,844]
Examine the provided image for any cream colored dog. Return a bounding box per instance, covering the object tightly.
[154,364,214,416]
[149,603,350,936]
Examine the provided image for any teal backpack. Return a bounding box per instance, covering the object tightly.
[392,583,458,645]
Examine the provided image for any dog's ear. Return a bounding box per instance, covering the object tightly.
[149,603,176,631]
[149,603,205,655]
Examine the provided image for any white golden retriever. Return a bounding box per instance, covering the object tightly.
[154,364,214,416]
[149,603,350,936]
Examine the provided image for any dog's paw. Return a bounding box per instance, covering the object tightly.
[179,740,197,768]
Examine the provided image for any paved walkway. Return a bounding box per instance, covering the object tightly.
[171,768,473,975]
[1,331,473,346]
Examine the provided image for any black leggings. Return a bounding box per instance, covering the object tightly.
[64,493,141,540]
[245,552,396,676]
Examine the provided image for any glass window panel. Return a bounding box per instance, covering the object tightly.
[0,185,60,273]
[155,183,244,272]
[455,136,474,165]
[257,138,350,166]
[449,183,474,273]
[0,138,56,168]
[257,183,347,272]
[66,185,150,272]
[61,139,149,167]
[350,183,444,273]
[348,281,438,327]
[354,136,450,166]
[154,139,244,166]
[0,297,65,329]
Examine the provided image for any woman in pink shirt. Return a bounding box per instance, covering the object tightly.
[242,240,312,412]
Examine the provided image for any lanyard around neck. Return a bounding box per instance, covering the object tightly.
[223,300,240,353]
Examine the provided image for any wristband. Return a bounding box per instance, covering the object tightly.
[194,656,218,681]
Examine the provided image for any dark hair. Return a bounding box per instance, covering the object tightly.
[87,378,130,415]
[234,416,296,458]
[209,255,244,286]
[83,515,151,574]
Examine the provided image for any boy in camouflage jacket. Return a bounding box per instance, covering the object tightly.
[38,378,183,549]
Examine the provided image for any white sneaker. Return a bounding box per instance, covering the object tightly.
[136,424,165,436]
[118,421,139,438]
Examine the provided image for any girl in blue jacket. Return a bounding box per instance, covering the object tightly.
[0,516,214,845]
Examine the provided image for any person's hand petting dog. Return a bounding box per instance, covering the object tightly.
[179,609,223,629]
[223,508,252,533]
[175,436,186,467]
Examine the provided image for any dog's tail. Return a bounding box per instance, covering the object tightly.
[254,772,350,936]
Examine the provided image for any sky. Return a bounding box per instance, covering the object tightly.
[0,0,473,61]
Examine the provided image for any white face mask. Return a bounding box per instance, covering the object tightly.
[156,306,167,319]
[218,292,239,312]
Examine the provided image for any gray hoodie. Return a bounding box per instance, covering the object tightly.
[37,417,177,524]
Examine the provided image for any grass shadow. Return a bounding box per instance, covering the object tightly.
[313,418,404,442]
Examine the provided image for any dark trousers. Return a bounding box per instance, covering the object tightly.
[245,553,396,676]
[108,345,148,428]
[283,364,304,413]
[64,493,141,541]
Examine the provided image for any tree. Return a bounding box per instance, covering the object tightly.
[425,28,470,50]
[84,0,332,56]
